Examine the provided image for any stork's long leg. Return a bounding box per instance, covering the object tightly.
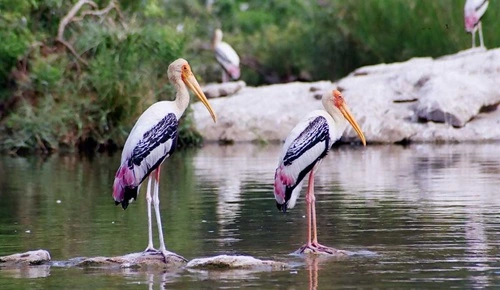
[151,167,187,262]
[152,167,167,253]
[472,28,476,48]
[152,168,167,254]
[478,21,484,48]
[222,71,229,83]
[310,170,319,246]
[305,171,314,248]
[296,160,348,256]
[144,176,155,252]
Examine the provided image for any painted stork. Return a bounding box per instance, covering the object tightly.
[113,58,217,261]
[274,90,366,255]
[464,0,489,48]
[212,28,240,82]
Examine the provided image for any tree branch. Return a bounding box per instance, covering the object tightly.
[73,0,128,29]
[56,0,98,68]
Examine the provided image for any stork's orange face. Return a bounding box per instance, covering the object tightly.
[332,90,366,146]
[181,63,192,81]
[333,90,345,108]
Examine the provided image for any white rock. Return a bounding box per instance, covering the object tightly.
[203,81,246,98]
[194,81,334,143]
[192,48,500,143]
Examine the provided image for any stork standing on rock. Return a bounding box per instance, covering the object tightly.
[274,90,366,255]
[464,0,489,48]
[113,58,217,261]
[212,28,240,82]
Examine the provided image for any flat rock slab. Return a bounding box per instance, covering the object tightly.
[76,251,187,269]
[0,249,51,267]
[186,255,288,270]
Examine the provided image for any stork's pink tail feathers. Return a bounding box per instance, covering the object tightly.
[113,164,137,210]
[226,65,240,80]
[465,15,478,32]
[274,165,295,208]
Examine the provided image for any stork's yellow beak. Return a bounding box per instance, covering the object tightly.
[184,74,217,123]
[339,104,366,146]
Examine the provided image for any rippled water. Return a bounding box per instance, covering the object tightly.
[0,143,499,288]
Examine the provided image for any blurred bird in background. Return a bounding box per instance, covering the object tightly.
[212,28,241,82]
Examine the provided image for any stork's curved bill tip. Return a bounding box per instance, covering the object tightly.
[182,66,217,123]
[334,90,366,146]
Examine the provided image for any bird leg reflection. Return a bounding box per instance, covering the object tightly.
[306,256,319,290]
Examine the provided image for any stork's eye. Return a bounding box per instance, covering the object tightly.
[333,90,344,107]
[183,63,192,72]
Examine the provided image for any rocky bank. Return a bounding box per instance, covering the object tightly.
[194,47,500,144]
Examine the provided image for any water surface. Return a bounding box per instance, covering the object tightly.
[0,143,499,288]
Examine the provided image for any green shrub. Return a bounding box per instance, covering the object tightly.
[0,17,187,153]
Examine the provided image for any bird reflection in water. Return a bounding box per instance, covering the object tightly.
[216,170,242,247]
[306,256,320,290]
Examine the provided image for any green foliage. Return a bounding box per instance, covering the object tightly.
[0,8,186,153]
[76,22,185,146]
[177,107,204,148]
[1,96,71,153]
[174,0,500,83]
[0,8,33,96]
[341,0,463,62]
[30,54,65,92]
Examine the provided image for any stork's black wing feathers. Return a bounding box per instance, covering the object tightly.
[128,113,178,169]
[215,48,232,65]
[477,0,489,13]
[283,116,330,167]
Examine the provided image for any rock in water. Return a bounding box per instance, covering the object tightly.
[186,255,288,270]
[77,251,186,269]
[0,249,51,266]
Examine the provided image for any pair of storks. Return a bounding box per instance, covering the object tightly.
[112,60,365,260]
[112,58,364,260]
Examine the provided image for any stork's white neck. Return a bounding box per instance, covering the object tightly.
[213,30,223,48]
[173,79,190,117]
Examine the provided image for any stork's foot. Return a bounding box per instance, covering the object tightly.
[143,247,186,263]
[295,242,350,256]
[144,246,158,253]
[160,249,187,263]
